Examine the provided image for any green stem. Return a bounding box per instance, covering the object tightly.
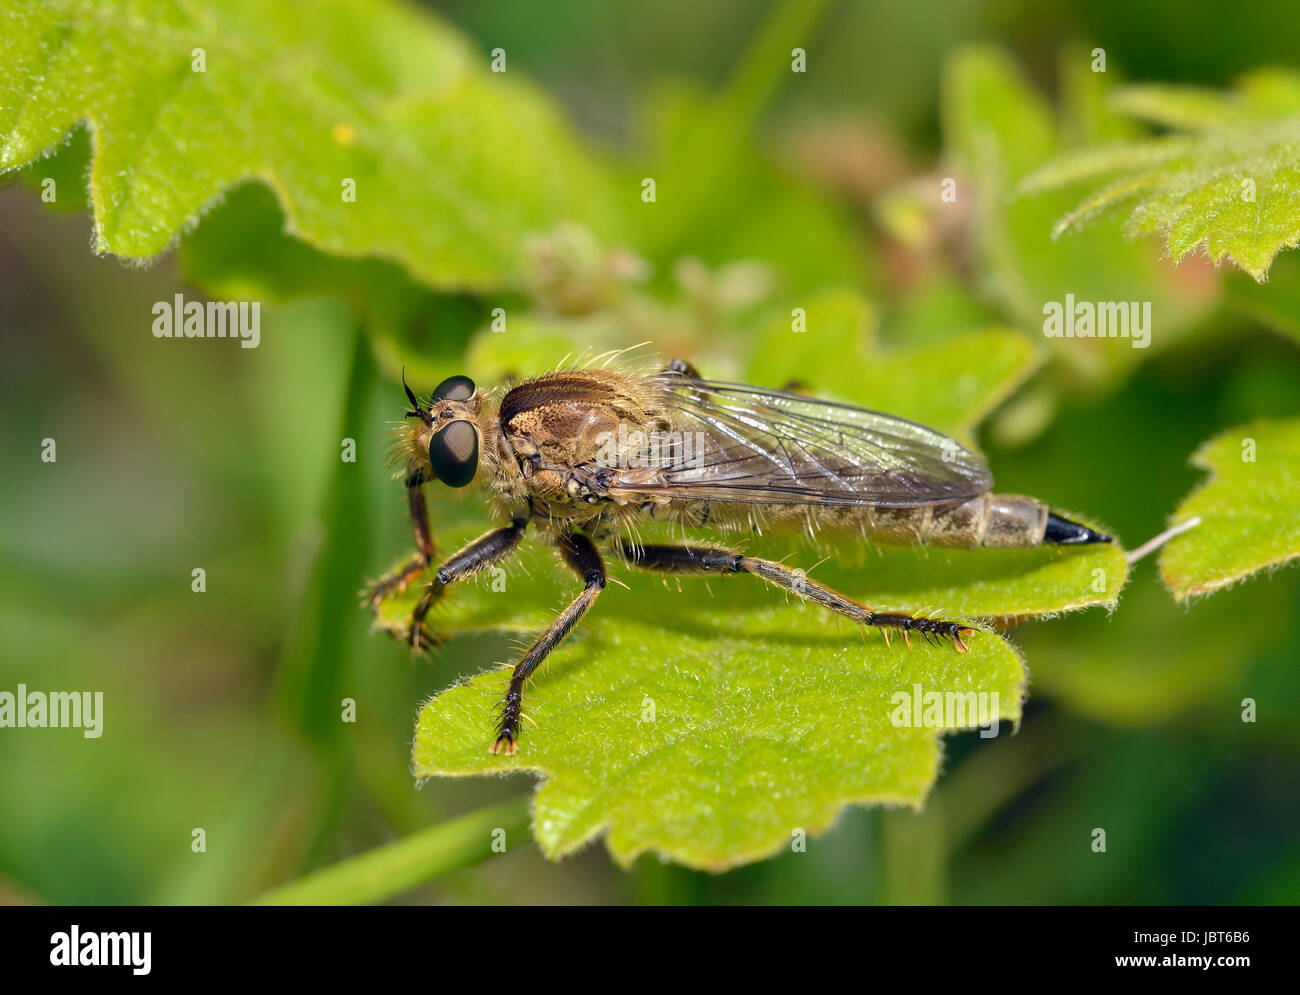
[249,797,531,906]
[880,801,948,906]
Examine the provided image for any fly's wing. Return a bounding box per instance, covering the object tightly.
[602,376,993,508]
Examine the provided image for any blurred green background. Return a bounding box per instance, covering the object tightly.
[2,0,1299,904]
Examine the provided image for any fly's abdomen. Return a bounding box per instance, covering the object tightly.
[866,494,1048,549]
[681,492,1108,549]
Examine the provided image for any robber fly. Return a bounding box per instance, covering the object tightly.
[367,359,1111,755]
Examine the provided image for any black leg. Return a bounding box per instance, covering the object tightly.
[366,472,436,612]
[622,542,973,651]
[369,468,529,651]
[435,517,529,585]
[491,532,606,755]
[401,517,529,652]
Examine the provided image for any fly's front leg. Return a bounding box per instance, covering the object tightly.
[401,517,529,652]
[366,471,437,612]
[491,533,606,755]
[622,543,974,651]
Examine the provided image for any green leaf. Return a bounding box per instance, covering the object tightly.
[415,613,1022,871]
[408,533,1122,871]
[1019,69,1300,283]
[0,0,620,291]
[1160,417,1300,599]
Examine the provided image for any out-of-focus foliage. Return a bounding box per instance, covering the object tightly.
[743,290,1042,443]
[940,47,1218,386]
[1020,71,1300,282]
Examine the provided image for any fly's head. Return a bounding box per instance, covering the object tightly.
[398,373,487,488]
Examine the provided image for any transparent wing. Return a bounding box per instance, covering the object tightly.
[603,376,993,508]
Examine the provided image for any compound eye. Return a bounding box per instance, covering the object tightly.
[428,420,479,487]
[432,375,476,402]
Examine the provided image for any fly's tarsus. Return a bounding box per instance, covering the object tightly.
[871,614,974,652]
[404,617,444,654]
[365,573,443,653]
[364,553,431,610]
[370,519,530,662]
[489,689,523,756]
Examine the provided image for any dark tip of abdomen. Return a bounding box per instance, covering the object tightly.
[1044,512,1113,545]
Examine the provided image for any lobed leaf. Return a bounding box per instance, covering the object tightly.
[0,0,620,290]
[1020,70,1300,282]
[1160,417,1300,599]
[942,48,1216,383]
[410,556,1033,872]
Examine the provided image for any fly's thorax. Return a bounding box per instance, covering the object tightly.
[489,416,611,523]
[503,404,629,469]
[499,369,669,474]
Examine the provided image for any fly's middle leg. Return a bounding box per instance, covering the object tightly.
[491,532,605,755]
[622,543,974,651]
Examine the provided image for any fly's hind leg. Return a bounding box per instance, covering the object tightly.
[490,533,606,755]
[622,543,974,651]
